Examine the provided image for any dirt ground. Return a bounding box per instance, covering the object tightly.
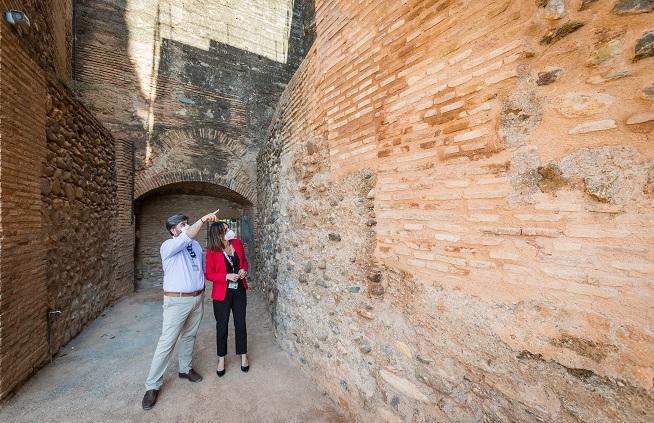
[0,289,344,423]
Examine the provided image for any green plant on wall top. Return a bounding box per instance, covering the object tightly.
[66,79,99,110]
[66,79,97,96]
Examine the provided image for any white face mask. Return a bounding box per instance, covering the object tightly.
[225,229,236,241]
[179,224,190,233]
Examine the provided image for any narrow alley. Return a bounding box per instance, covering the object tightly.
[0,289,343,422]
[1,1,652,421]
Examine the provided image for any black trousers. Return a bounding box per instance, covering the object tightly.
[212,283,247,357]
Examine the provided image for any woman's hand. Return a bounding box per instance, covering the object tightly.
[238,269,246,279]
[226,273,240,282]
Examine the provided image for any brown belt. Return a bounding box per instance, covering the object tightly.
[163,288,204,297]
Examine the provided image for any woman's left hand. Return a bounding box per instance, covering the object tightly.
[238,269,246,279]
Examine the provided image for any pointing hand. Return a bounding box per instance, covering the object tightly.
[202,209,220,223]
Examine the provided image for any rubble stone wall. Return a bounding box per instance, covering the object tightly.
[43,81,123,354]
[0,11,128,398]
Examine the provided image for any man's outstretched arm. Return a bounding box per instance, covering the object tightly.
[185,209,220,240]
[161,209,220,260]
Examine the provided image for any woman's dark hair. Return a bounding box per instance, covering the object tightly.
[207,222,228,251]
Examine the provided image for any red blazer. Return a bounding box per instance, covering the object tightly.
[205,238,249,301]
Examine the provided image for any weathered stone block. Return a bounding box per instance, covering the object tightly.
[634,30,654,61]
[379,370,432,403]
[568,119,617,134]
[579,0,599,10]
[540,21,584,45]
[642,82,654,100]
[537,67,563,85]
[538,164,568,193]
[586,69,631,84]
[626,111,654,124]
[612,0,654,14]
[587,39,622,67]
[552,92,614,117]
[544,0,567,19]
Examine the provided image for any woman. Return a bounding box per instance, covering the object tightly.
[205,222,249,376]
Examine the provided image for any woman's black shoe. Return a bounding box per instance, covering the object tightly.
[216,369,225,377]
[241,365,249,373]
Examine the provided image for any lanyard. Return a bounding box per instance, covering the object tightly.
[223,251,234,267]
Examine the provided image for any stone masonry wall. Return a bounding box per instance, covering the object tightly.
[0,6,129,397]
[43,81,124,353]
[258,1,654,421]
[135,193,249,289]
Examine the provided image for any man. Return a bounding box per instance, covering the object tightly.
[142,209,220,410]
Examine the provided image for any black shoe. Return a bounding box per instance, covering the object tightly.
[216,369,225,377]
[142,389,159,410]
[241,354,249,372]
[178,368,203,382]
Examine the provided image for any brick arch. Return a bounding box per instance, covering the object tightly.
[134,168,256,205]
[158,127,247,157]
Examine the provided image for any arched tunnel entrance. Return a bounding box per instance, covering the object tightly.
[133,181,255,290]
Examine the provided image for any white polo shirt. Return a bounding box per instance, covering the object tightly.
[160,232,205,293]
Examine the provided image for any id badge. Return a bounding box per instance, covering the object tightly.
[192,263,200,271]
[228,281,238,289]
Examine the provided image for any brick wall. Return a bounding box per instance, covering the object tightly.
[0,20,48,399]
[135,193,251,289]
[113,136,135,304]
[75,0,312,201]
[258,0,654,421]
[75,1,313,287]
[0,9,131,397]
[0,0,72,80]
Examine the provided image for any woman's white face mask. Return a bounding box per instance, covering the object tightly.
[225,229,236,241]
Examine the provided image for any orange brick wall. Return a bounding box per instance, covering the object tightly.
[258,1,654,421]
